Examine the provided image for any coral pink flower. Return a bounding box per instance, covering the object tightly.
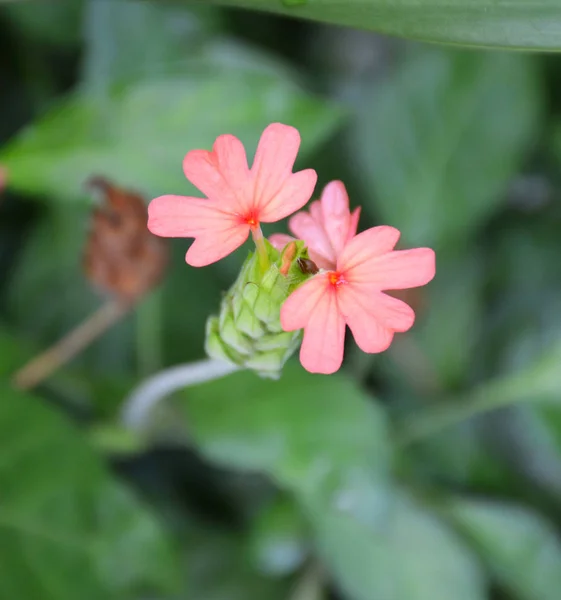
[148,123,317,267]
[270,180,360,270]
[281,227,435,374]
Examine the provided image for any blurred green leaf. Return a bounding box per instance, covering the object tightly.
[248,495,308,576]
[353,48,541,248]
[204,0,561,50]
[82,0,218,90]
[0,385,180,599]
[413,249,484,390]
[309,491,486,600]
[448,497,561,600]
[180,362,390,527]
[1,42,343,201]
[185,526,288,600]
[481,212,561,379]
[3,0,84,46]
[399,339,561,446]
[499,405,561,498]
[179,365,487,599]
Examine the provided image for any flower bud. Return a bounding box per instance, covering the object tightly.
[205,239,314,379]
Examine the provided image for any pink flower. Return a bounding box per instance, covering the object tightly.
[270,180,360,270]
[148,123,317,267]
[280,227,435,374]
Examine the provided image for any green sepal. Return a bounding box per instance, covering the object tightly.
[205,239,313,379]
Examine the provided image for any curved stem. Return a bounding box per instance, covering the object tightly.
[13,299,128,391]
[122,359,239,429]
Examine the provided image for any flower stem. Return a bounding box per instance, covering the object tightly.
[13,299,129,390]
[121,359,239,429]
[251,225,270,273]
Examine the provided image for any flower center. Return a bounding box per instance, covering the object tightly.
[328,272,346,287]
[244,211,259,229]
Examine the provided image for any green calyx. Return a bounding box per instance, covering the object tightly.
[205,239,313,379]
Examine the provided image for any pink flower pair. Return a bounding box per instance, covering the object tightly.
[148,123,435,374]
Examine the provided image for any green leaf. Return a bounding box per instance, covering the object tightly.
[448,497,561,600]
[0,385,180,599]
[178,365,485,599]
[398,339,561,446]
[180,362,391,526]
[185,526,288,600]
[247,495,308,576]
[3,0,84,46]
[1,42,343,202]
[82,0,218,90]
[203,0,561,50]
[353,48,541,248]
[308,491,486,600]
[413,249,484,389]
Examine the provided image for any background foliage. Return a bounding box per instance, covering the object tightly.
[1,1,561,599]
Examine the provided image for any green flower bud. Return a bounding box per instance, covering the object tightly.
[205,240,313,379]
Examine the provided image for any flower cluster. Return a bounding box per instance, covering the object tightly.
[148,123,435,375]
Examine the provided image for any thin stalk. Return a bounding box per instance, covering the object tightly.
[122,359,239,429]
[13,299,129,391]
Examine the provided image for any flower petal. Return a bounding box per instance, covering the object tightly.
[338,284,415,353]
[281,274,345,374]
[148,195,230,236]
[251,123,301,206]
[269,233,296,252]
[350,248,436,290]
[337,226,401,274]
[183,134,251,213]
[309,200,323,225]
[320,181,351,257]
[281,274,329,331]
[185,226,250,267]
[148,194,249,266]
[258,169,317,222]
[289,211,335,270]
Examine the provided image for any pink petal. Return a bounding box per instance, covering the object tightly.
[349,248,436,290]
[269,233,296,252]
[308,200,323,225]
[320,181,351,257]
[251,123,301,206]
[148,195,234,236]
[185,226,250,267]
[183,134,251,214]
[347,207,361,241]
[258,169,317,222]
[281,274,329,331]
[337,226,401,274]
[281,274,345,374]
[148,194,249,266]
[289,211,335,270]
[338,285,416,353]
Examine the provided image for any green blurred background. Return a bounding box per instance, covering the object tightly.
[2,1,561,599]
